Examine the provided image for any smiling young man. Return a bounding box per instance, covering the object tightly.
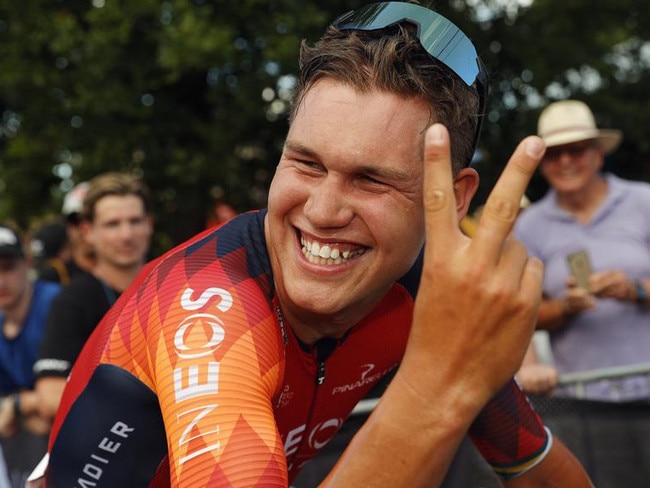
[33,172,153,426]
[33,3,593,488]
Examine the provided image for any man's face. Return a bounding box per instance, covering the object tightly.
[540,139,603,194]
[0,257,29,311]
[84,195,152,270]
[266,79,430,319]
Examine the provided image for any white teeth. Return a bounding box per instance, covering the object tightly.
[300,236,364,266]
[319,245,331,258]
[311,242,320,257]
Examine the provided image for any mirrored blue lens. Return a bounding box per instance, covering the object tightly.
[333,2,488,165]
[334,2,482,86]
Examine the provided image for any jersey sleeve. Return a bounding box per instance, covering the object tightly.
[468,379,551,479]
[110,255,289,487]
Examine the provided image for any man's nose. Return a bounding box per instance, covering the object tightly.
[304,177,354,228]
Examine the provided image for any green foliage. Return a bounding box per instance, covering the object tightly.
[0,0,327,250]
[1,0,649,253]
[453,0,650,205]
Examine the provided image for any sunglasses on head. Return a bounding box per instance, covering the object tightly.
[333,1,489,166]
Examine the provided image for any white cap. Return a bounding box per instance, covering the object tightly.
[62,182,89,216]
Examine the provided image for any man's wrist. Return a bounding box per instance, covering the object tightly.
[634,280,648,304]
[560,298,574,316]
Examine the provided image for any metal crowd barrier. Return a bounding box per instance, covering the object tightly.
[294,364,650,488]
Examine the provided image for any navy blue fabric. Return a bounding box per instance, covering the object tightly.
[48,365,166,488]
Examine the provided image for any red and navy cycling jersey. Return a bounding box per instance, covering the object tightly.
[45,210,548,487]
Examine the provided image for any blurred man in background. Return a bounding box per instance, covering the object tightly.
[0,224,61,488]
[33,172,153,423]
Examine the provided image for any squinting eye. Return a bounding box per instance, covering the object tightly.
[298,160,323,171]
[359,174,384,186]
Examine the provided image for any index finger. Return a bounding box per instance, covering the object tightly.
[421,124,461,251]
[474,136,545,258]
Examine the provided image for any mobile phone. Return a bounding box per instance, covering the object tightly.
[567,250,593,289]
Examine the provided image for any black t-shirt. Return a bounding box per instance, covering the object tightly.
[37,258,86,286]
[35,272,120,378]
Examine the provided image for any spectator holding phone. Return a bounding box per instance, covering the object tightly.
[515,99,650,397]
[514,99,650,485]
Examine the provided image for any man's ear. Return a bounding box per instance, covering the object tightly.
[453,167,479,222]
[79,220,93,246]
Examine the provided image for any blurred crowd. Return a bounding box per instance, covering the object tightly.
[0,170,240,488]
[0,172,155,488]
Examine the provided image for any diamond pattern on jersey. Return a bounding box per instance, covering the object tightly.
[99,214,287,486]
[469,381,548,473]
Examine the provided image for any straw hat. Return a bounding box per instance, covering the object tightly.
[537,100,622,154]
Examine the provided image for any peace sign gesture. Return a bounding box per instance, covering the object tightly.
[399,123,546,412]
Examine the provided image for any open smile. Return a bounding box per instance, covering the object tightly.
[300,235,367,266]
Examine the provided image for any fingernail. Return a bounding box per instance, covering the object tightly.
[428,124,445,144]
[525,137,545,157]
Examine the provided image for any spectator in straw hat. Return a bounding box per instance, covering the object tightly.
[514,99,650,486]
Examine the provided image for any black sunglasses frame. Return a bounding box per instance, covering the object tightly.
[333,1,488,166]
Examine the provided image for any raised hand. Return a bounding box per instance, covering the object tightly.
[324,125,596,488]
[400,123,546,411]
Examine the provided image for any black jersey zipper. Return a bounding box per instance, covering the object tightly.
[274,299,339,386]
[314,337,337,386]
[316,361,326,386]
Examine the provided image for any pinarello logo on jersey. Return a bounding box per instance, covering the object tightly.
[331,363,393,395]
[276,384,294,409]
